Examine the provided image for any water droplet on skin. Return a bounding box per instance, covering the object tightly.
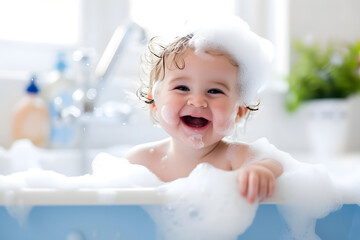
[161,155,168,168]
[161,155,168,162]
[149,148,155,153]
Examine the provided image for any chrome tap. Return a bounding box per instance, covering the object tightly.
[82,21,146,114]
[53,21,147,174]
[58,21,146,122]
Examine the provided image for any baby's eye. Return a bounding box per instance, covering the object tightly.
[174,85,190,91]
[208,88,224,94]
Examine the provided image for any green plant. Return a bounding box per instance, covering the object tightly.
[285,40,360,112]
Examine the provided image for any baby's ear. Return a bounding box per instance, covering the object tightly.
[235,106,248,123]
[150,102,157,113]
[148,94,157,113]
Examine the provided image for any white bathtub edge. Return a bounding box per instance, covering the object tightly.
[0,188,357,206]
[0,188,166,206]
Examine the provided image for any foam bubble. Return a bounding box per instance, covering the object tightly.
[188,134,205,149]
[1,139,360,239]
[183,16,274,106]
[276,163,341,240]
[246,138,342,239]
[91,153,163,188]
[0,139,40,175]
[144,163,258,240]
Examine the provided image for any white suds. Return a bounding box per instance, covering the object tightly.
[245,138,342,239]
[183,16,274,107]
[144,163,258,240]
[188,134,205,149]
[1,139,360,239]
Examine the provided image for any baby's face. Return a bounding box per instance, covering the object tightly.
[153,48,244,149]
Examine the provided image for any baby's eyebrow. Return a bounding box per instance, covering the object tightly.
[168,76,189,84]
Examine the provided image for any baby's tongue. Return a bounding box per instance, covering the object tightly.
[182,116,209,128]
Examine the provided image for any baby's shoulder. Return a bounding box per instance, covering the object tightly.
[224,140,250,153]
[125,139,169,165]
[223,140,251,169]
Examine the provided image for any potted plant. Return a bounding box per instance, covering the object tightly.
[285,40,360,160]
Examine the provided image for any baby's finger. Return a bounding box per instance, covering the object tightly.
[247,172,259,204]
[237,171,249,198]
[258,178,268,202]
[267,179,275,198]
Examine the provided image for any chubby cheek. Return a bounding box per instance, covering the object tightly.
[154,95,183,127]
[212,104,239,136]
[159,104,179,125]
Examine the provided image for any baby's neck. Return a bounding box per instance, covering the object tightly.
[153,138,232,182]
[167,138,224,164]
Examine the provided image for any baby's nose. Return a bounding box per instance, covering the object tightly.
[187,94,208,108]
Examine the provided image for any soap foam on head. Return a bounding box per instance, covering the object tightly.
[183,16,274,107]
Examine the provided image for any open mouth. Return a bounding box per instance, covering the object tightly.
[181,115,210,128]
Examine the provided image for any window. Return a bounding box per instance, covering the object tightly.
[130,0,236,37]
[0,0,80,44]
[0,0,82,72]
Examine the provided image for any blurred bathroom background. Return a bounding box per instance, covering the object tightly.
[0,0,359,162]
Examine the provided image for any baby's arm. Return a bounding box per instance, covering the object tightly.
[237,158,283,204]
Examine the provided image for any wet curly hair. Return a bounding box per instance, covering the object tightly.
[136,34,259,123]
[137,34,193,105]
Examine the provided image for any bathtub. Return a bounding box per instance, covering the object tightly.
[0,189,359,240]
[1,141,360,240]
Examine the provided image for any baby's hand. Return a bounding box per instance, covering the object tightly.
[236,163,276,204]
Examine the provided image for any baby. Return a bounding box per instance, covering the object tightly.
[126,16,283,204]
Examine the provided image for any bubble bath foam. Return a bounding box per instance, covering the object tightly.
[0,140,360,240]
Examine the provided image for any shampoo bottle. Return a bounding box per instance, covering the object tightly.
[12,75,49,147]
[46,52,77,148]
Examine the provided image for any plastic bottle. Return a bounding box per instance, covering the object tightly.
[12,75,49,147]
[46,52,77,148]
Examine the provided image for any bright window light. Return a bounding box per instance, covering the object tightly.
[0,0,80,44]
[130,0,236,37]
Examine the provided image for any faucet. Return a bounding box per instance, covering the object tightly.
[55,21,147,174]
[78,21,146,114]
[58,21,146,122]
